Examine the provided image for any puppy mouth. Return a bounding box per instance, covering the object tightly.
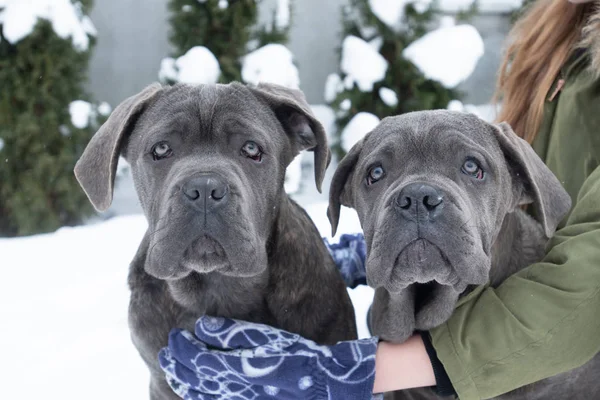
[181,235,229,273]
[384,239,457,290]
[413,281,437,314]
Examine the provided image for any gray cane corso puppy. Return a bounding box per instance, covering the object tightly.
[74,82,357,400]
[328,110,600,399]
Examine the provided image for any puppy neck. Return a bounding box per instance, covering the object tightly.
[489,209,547,287]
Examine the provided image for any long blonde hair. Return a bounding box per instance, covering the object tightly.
[495,0,592,143]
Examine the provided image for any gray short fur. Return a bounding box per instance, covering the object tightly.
[75,82,357,400]
[328,110,600,399]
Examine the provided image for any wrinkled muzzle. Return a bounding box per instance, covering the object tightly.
[142,162,269,281]
[367,181,491,294]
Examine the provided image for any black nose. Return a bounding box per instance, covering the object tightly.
[397,183,444,219]
[182,175,229,212]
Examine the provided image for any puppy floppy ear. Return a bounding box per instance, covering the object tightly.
[327,139,365,236]
[249,82,331,192]
[74,83,163,212]
[492,122,572,237]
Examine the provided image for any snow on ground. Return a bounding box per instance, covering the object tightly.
[242,44,300,89]
[440,0,523,13]
[69,100,93,129]
[0,203,371,399]
[341,35,389,92]
[284,155,303,194]
[341,112,380,152]
[403,23,484,88]
[0,0,96,51]
[368,0,432,31]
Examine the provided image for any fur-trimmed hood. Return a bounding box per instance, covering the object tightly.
[579,1,600,72]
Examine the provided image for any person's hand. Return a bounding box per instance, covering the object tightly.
[159,316,379,399]
[324,233,367,288]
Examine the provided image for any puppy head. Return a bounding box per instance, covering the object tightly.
[328,110,571,332]
[75,82,329,280]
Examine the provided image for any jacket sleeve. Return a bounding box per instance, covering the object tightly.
[430,165,600,400]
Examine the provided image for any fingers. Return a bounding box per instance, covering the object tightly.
[194,316,299,351]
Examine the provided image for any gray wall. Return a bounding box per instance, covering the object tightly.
[87,0,512,108]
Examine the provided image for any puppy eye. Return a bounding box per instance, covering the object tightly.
[367,165,385,185]
[461,158,484,180]
[152,142,173,161]
[241,141,262,162]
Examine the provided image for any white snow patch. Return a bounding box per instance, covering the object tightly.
[59,124,70,137]
[242,44,299,89]
[379,87,398,107]
[69,100,93,129]
[80,15,97,37]
[341,112,380,152]
[368,36,384,52]
[368,0,432,31]
[218,0,228,9]
[275,0,290,30]
[0,0,95,51]
[159,47,220,85]
[98,102,112,116]
[182,4,193,12]
[439,15,456,28]
[341,35,388,92]
[177,46,221,85]
[403,24,484,88]
[116,156,131,178]
[284,155,302,194]
[158,57,178,82]
[439,0,522,13]
[340,99,352,111]
[310,104,336,141]
[343,75,355,90]
[447,100,498,122]
[0,203,373,398]
[0,138,4,151]
[324,73,343,103]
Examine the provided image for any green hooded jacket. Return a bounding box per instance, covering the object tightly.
[429,9,600,399]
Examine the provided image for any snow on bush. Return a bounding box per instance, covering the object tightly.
[97,101,112,116]
[275,0,290,30]
[0,0,96,51]
[379,87,398,107]
[310,104,336,141]
[403,23,484,88]
[341,36,389,92]
[369,0,432,31]
[69,100,93,129]
[447,100,498,122]
[324,73,344,103]
[439,0,523,13]
[159,46,221,85]
[242,44,300,89]
[341,112,380,152]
